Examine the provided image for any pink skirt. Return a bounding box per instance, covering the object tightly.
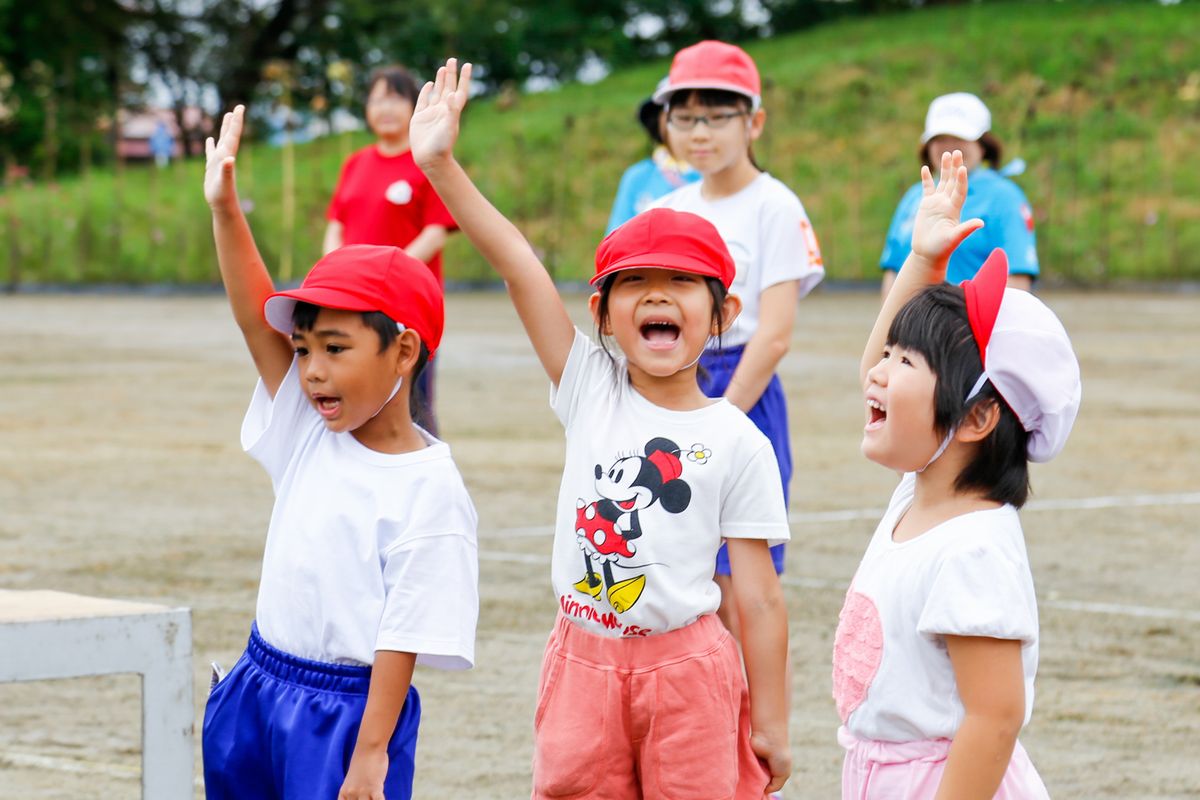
[839,726,1050,799]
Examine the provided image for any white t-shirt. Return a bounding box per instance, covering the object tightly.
[550,330,790,638]
[652,172,824,347]
[831,473,1039,742]
[242,360,479,670]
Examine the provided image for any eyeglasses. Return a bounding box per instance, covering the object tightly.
[666,110,748,131]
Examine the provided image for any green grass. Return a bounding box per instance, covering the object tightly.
[3,1,1198,286]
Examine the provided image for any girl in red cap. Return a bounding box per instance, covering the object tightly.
[651,40,824,647]
[413,60,792,799]
[201,106,479,800]
[832,151,1079,799]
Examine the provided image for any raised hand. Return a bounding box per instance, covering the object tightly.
[410,58,472,171]
[204,105,245,210]
[910,150,984,266]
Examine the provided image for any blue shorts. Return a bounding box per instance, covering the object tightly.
[699,346,790,576]
[202,623,421,800]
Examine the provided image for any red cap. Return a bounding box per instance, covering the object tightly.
[653,41,761,108]
[263,245,444,356]
[961,248,1008,366]
[593,208,736,288]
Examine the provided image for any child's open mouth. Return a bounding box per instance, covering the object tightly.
[865,398,887,430]
[640,319,680,350]
[313,394,342,419]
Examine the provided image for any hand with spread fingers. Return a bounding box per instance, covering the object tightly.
[204,104,246,211]
[410,58,472,171]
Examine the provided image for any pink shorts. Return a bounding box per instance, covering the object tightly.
[532,613,770,800]
[838,726,1051,799]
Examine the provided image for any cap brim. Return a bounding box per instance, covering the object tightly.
[920,123,988,144]
[263,287,379,334]
[653,81,760,108]
[961,248,1009,364]
[591,251,725,287]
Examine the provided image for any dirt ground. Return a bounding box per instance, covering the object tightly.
[0,288,1197,799]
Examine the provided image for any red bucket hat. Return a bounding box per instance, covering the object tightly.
[263,245,444,356]
[592,208,737,289]
[653,40,761,110]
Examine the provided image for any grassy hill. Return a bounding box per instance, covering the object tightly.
[4,0,1198,287]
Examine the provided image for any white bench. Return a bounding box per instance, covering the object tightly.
[0,589,193,798]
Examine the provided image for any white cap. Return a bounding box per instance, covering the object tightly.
[963,250,1081,462]
[922,92,991,144]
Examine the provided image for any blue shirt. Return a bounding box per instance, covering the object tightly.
[607,151,701,234]
[880,168,1039,284]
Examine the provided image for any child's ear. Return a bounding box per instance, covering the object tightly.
[393,329,423,375]
[748,107,766,142]
[588,292,610,335]
[715,292,743,335]
[956,399,1001,443]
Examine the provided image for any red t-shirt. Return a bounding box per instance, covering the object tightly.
[326,145,457,282]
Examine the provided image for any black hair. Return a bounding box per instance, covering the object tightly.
[664,88,761,171]
[637,98,665,145]
[291,302,430,421]
[366,64,420,107]
[887,284,1030,507]
[921,131,1003,171]
[593,274,729,368]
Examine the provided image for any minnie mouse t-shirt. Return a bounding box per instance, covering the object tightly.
[549,329,790,638]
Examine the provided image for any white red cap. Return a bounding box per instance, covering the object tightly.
[921,92,991,144]
[653,41,761,110]
[962,249,1081,462]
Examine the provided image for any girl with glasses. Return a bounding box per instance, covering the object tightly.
[652,40,824,684]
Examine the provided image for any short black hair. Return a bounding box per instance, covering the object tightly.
[593,275,728,368]
[367,65,420,107]
[887,284,1030,507]
[291,302,430,420]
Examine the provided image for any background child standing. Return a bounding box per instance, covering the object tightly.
[411,59,793,798]
[652,40,824,631]
[202,105,479,800]
[833,151,1080,798]
[324,64,458,432]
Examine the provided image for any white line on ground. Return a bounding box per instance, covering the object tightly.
[479,491,1200,537]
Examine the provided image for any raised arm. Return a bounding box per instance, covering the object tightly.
[860,150,983,386]
[410,59,575,385]
[204,105,294,395]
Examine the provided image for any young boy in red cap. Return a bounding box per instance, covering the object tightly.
[201,105,479,800]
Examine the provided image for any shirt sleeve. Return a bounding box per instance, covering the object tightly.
[757,184,825,298]
[240,358,315,485]
[880,183,922,271]
[916,542,1038,644]
[720,438,791,547]
[550,328,618,429]
[607,162,646,234]
[993,181,1039,277]
[377,530,479,670]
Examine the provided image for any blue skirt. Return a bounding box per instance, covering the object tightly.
[202,623,421,799]
[699,346,791,575]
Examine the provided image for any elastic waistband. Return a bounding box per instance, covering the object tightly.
[552,613,729,671]
[837,726,951,765]
[246,622,372,695]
